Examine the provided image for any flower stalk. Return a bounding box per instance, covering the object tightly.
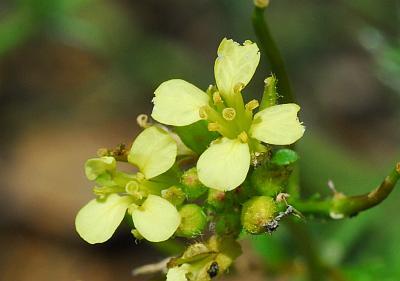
[290,163,400,219]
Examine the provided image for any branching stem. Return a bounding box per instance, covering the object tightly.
[291,163,400,219]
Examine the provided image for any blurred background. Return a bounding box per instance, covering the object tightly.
[0,0,399,280]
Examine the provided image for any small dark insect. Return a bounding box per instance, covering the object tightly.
[265,205,299,234]
[265,219,279,234]
[207,262,219,278]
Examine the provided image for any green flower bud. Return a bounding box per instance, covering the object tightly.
[250,165,290,197]
[162,186,186,206]
[176,204,206,238]
[181,168,208,199]
[207,189,229,209]
[241,196,277,234]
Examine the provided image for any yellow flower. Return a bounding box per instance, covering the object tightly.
[152,38,304,191]
[75,126,181,244]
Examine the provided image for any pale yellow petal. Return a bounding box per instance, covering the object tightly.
[197,137,250,191]
[166,265,190,281]
[75,194,134,244]
[132,195,181,242]
[250,103,305,145]
[128,126,177,179]
[214,38,260,95]
[152,79,209,126]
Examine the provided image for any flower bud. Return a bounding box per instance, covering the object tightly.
[161,186,186,206]
[241,196,277,234]
[250,165,290,196]
[181,168,208,199]
[176,204,207,238]
[207,189,229,210]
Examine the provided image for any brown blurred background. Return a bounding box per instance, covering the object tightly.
[0,0,399,280]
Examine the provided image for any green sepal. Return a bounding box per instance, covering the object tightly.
[270,148,299,166]
[174,120,219,154]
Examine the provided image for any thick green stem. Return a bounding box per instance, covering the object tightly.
[252,7,295,104]
[291,163,400,219]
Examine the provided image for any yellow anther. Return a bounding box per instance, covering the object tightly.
[222,107,236,121]
[254,0,270,9]
[199,106,208,120]
[213,92,223,104]
[208,122,220,132]
[136,114,150,128]
[238,131,249,143]
[233,82,245,94]
[245,99,259,111]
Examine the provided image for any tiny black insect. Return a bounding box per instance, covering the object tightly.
[265,219,279,234]
[207,262,219,278]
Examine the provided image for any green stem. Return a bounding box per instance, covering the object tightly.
[291,163,400,219]
[252,7,295,104]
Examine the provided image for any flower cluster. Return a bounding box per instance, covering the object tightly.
[75,38,305,280]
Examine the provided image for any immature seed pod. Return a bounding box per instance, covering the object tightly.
[176,204,207,238]
[241,196,277,234]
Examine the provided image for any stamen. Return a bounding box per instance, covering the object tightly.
[245,99,259,111]
[238,131,249,143]
[222,108,236,121]
[199,106,208,120]
[233,82,245,94]
[208,122,220,132]
[213,92,223,104]
[137,114,150,128]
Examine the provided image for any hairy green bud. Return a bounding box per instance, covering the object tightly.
[176,204,207,238]
[241,196,277,234]
[181,168,208,199]
[251,164,290,196]
[207,189,229,210]
[162,186,186,206]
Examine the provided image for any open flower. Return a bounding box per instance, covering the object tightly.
[75,126,181,244]
[151,38,305,191]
